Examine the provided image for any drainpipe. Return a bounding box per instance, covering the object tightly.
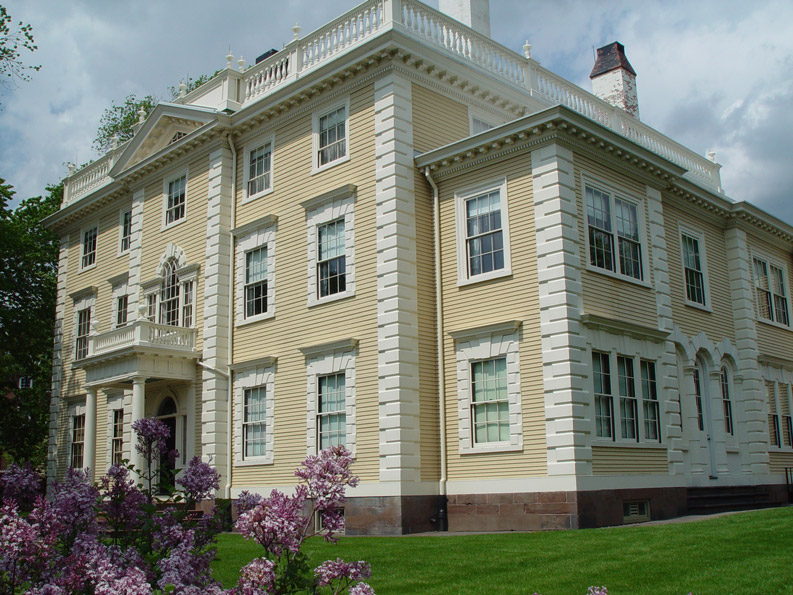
[424,166,448,531]
[225,132,238,499]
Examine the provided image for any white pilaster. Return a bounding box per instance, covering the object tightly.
[48,235,69,488]
[130,376,146,474]
[374,72,422,486]
[127,188,145,321]
[530,143,590,477]
[84,387,97,480]
[201,145,233,485]
[724,226,768,474]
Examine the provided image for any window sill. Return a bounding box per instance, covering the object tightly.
[757,318,792,332]
[460,442,522,455]
[236,312,275,327]
[683,300,712,313]
[591,440,666,449]
[242,186,274,205]
[584,264,652,289]
[311,153,350,176]
[117,251,130,259]
[308,290,355,308]
[457,268,512,288]
[235,458,274,467]
[161,218,186,232]
[79,264,97,274]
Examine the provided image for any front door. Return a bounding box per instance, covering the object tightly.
[157,397,178,494]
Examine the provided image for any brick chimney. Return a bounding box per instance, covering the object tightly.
[438,0,490,37]
[590,42,639,119]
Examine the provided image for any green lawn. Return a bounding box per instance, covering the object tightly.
[212,506,793,594]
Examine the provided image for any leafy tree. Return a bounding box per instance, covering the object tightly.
[92,93,157,154]
[0,5,40,92]
[0,179,61,467]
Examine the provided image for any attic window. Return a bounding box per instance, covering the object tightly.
[169,131,188,145]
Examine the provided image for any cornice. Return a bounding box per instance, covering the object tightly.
[298,338,359,358]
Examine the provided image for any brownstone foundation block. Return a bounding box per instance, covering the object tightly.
[344,495,439,535]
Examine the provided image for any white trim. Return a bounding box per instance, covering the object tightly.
[312,97,350,174]
[118,207,132,256]
[110,281,130,329]
[468,106,497,135]
[72,291,96,360]
[106,393,124,468]
[304,344,357,457]
[678,224,712,312]
[305,190,355,306]
[242,134,275,203]
[235,219,276,325]
[454,177,512,286]
[581,175,651,288]
[161,167,189,231]
[233,361,276,466]
[79,222,99,272]
[454,326,522,454]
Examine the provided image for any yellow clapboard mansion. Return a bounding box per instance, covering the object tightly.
[45,0,793,533]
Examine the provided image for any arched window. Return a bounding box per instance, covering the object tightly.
[693,360,705,432]
[720,366,734,436]
[143,257,195,327]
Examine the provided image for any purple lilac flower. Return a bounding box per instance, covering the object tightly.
[132,417,171,461]
[99,464,146,533]
[349,582,376,595]
[236,557,276,595]
[51,468,100,540]
[156,527,223,594]
[294,445,359,511]
[0,500,43,585]
[236,488,307,557]
[177,456,220,504]
[314,558,371,587]
[0,461,42,507]
[235,490,263,516]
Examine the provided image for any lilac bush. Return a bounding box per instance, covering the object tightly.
[132,417,177,502]
[0,462,42,510]
[177,456,220,505]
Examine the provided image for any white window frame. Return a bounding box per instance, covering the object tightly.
[106,394,125,467]
[751,251,791,329]
[234,216,276,326]
[468,106,497,135]
[455,178,512,286]
[111,280,129,329]
[679,225,711,311]
[71,291,95,361]
[304,186,356,307]
[582,177,650,287]
[301,340,357,456]
[118,209,132,256]
[233,358,276,466]
[243,136,275,203]
[452,322,522,454]
[312,98,350,174]
[67,401,87,470]
[162,169,188,230]
[80,224,98,272]
[142,261,198,327]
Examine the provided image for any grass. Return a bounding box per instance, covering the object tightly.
[212,506,793,594]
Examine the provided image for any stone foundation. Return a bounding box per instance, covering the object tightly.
[344,495,439,535]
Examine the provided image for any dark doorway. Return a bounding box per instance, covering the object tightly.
[157,398,178,494]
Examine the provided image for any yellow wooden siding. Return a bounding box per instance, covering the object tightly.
[663,198,735,342]
[574,153,657,328]
[231,84,381,486]
[411,83,469,153]
[769,451,793,474]
[747,232,793,362]
[591,446,669,475]
[437,153,546,480]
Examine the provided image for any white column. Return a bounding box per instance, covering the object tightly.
[84,387,97,480]
[130,376,146,474]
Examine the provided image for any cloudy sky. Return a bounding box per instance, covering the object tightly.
[2,0,793,224]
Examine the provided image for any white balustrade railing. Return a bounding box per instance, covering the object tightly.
[64,0,721,206]
[89,320,196,357]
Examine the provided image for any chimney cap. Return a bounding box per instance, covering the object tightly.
[589,42,636,78]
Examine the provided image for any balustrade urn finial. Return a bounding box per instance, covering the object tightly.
[523,41,532,59]
[707,151,716,163]
[226,51,234,69]
[67,162,75,174]
[237,56,246,72]
[137,107,146,123]
[292,21,302,40]
[179,80,187,98]
[111,134,119,149]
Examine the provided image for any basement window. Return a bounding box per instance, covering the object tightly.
[623,500,650,524]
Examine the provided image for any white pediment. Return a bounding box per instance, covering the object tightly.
[109,103,218,177]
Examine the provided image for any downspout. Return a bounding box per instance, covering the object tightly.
[225,131,238,499]
[424,166,448,531]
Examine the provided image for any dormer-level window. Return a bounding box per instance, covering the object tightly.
[585,184,644,282]
[248,142,272,198]
[313,100,350,172]
[168,131,187,145]
[81,226,97,270]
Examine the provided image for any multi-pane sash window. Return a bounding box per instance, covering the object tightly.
[243,387,267,458]
[754,258,790,326]
[471,357,509,443]
[682,233,706,305]
[720,367,734,436]
[245,247,268,318]
[82,227,97,269]
[779,383,792,447]
[766,380,781,447]
[166,175,186,225]
[318,106,346,166]
[75,308,91,360]
[146,294,157,322]
[71,414,85,469]
[120,211,132,253]
[641,360,660,441]
[693,367,705,431]
[593,351,614,439]
[111,409,124,466]
[116,295,128,328]
[317,220,346,298]
[182,281,193,327]
[318,373,346,449]
[586,185,643,281]
[160,261,180,326]
[465,190,504,277]
[248,143,272,197]
[618,356,638,441]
